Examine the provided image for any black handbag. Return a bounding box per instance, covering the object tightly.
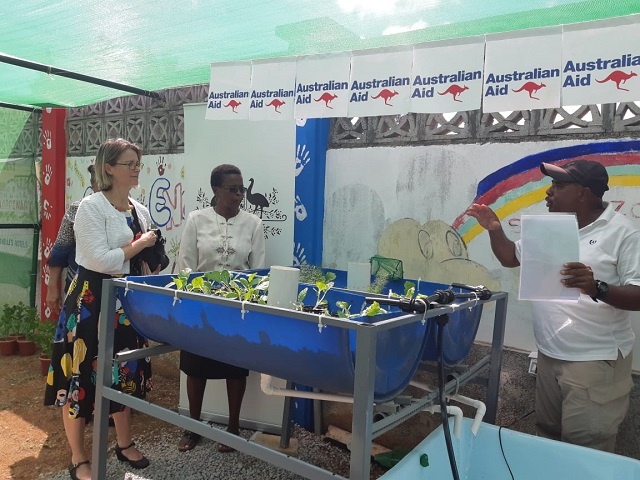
[138,228,170,272]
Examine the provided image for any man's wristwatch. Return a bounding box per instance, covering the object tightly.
[591,280,609,302]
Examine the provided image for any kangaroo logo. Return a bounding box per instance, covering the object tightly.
[512,81,546,100]
[315,92,338,109]
[596,70,637,91]
[371,89,399,106]
[438,84,469,102]
[224,100,242,113]
[266,98,285,113]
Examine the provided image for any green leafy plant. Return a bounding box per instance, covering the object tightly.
[400,281,434,304]
[0,302,39,339]
[335,301,351,318]
[169,269,269,304]
[0,304,16,338]
[336,300,387,318]
[20,305,40,342]
[403,281,416,298]
[169,268,387,319]
[33,320,56,358]
[361,301,387,317]
[296,271,337,313]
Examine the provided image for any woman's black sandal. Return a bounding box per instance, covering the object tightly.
[114,441,150,469]
[68,460,90,480]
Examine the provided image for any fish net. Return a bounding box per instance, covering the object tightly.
[370,255,403,281]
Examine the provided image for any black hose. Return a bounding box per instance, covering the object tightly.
[364,289,455,313]
[436,316,460,480]
[450,283,492,300]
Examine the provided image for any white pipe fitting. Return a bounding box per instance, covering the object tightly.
[259,374,354,404]
[410,379,487,436]
[422,404,463,438]
[448,394,486,436]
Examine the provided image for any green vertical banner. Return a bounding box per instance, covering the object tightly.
[0,157,38,305]
[0,157,38,223]
[0,228,34,305]
[0,107,39,306]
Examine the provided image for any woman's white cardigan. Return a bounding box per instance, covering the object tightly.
[74,192,152,275]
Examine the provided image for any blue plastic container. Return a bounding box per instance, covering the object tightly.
[379,418,640,479]
[256,268,484,366]
[385,277,484,366]
[117,273,429,402]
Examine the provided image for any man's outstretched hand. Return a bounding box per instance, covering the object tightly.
[466,204,502,231]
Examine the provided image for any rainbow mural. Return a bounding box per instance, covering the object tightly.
[453,140,640,244]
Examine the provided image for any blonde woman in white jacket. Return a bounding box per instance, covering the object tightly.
[44,138,158,480]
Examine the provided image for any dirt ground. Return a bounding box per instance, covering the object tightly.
[0,349,181,480]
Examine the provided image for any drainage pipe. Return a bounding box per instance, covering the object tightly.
[449,394,486,436]
[260,374,354,404]
[422,404,463,438]
[410,380,486,436]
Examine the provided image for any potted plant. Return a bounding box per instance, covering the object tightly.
[34,320,56,376]
[0,303,21,355]
[16,304,39,356]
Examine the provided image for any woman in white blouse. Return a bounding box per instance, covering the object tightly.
[176,164,265,453]
[44,138,158,480]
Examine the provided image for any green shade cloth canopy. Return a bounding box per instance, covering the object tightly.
[1,0,639,108]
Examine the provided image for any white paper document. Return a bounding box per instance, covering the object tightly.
[519,214,580,302]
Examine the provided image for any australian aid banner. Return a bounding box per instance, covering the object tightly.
[347,45,413,118]
[206,62,251,120]
[483,27,563,113]
[294,53,351,118]
[562,16,640,106]
[249,58,297,121]
[206,16,640,121]
[412,37,485,113]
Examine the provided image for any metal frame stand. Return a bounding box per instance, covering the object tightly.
[92,278,508,480]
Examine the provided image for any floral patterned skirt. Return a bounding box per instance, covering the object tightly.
[43,267,152,418]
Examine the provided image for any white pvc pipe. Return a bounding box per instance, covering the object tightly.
[422,404,463,438]
[260,375,484,437]
[260,374,355,404]
[410,379,486,436]
[449,394,486,436]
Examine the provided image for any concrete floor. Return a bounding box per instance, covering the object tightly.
[323,343,640,460]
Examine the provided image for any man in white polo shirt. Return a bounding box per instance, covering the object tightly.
[467,159,640,452]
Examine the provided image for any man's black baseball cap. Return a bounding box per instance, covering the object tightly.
[540,160,609,198]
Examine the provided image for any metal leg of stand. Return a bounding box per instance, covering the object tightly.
[313,394,322,436]
[485,294,508,424]
[350,323,377,480]
[279,380,294,449]
[92,279,116,480]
